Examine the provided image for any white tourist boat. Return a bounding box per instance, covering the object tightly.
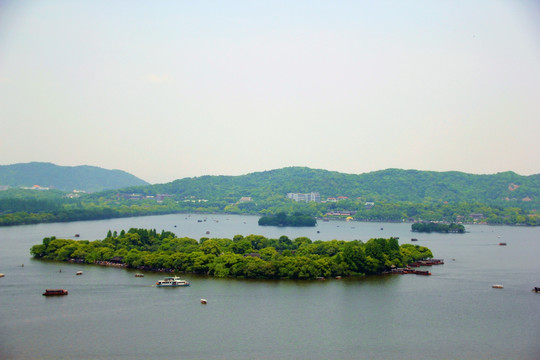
[155,276,190,287]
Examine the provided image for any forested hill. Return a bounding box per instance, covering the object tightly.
[0,162,149,192]
[120,167,539,207]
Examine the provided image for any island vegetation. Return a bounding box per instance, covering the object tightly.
[258,212,316,227]
[30,228,434,279]
[411,222,465,233]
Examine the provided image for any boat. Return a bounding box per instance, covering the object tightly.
[532,287,540,293]
[492,284,504,289]
[0,273,4,278]
[76,271,83,275]
[411,238,418,241]
[43,289,68,296]
[135,273,144,277]
[498,242,507,246]
[155,276,190,287]
[200,298,207,304]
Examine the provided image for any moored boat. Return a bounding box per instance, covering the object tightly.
[498,242,507,246]
[135,273,144,277]
[200,298,207,304]
[76,271,83,275]
[155,276,190,287]
[43,289,68,296]
[492,284,504,289]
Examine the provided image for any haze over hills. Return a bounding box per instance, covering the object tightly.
[2,163,538,207]
[1,164,538,226]
[121,167,539,207]
[0,162,149,192]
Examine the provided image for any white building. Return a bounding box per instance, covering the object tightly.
[286,192,321,203]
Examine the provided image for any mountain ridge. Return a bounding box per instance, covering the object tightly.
[0,162,149,192]
[117,166,539,207]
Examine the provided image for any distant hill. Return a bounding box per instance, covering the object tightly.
[0,162,149,192]
[1,166,538,226]
[125,166,539,207]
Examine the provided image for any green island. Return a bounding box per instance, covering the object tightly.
[258,212,317,227]
[412,222,465,233]
[30,228,433,279]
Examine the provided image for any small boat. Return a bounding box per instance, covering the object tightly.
[76,271,83,275]
[74,234,80,237]
[155,276,190,287]
[135,273,144,277]
[532,287,540,293]
[498,242,507,246]
[492,284,504,289]
[411,238,418,242]
[43,289,68,296]
[200,299,207,304]
[0,273,4,278]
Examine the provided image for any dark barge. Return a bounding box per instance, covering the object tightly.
[43,289,68,296]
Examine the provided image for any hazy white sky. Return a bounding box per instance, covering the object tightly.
[1,1,539,184]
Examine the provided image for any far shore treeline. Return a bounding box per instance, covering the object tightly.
[3,167,540,227]
[30,229,433,279]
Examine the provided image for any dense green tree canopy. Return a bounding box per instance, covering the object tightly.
[3,167,539,226]
[258,212,317,226]
[30,229,434,279]
[412,222,465,233]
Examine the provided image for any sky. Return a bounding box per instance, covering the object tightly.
[1,1,539,184]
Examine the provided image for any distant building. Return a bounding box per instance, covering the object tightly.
[365,202,375,209]
[326,211,356,216]
[21,185,50,190]
[287,192,321,203]
[238,197,252,203]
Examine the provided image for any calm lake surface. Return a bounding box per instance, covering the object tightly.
[1,214,539,360]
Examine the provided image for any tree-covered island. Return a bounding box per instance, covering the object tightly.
[30,228,434,279]
[412,222,465,233]
[258,212,317,227]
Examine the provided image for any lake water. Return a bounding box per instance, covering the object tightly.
[1,214,539,360]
